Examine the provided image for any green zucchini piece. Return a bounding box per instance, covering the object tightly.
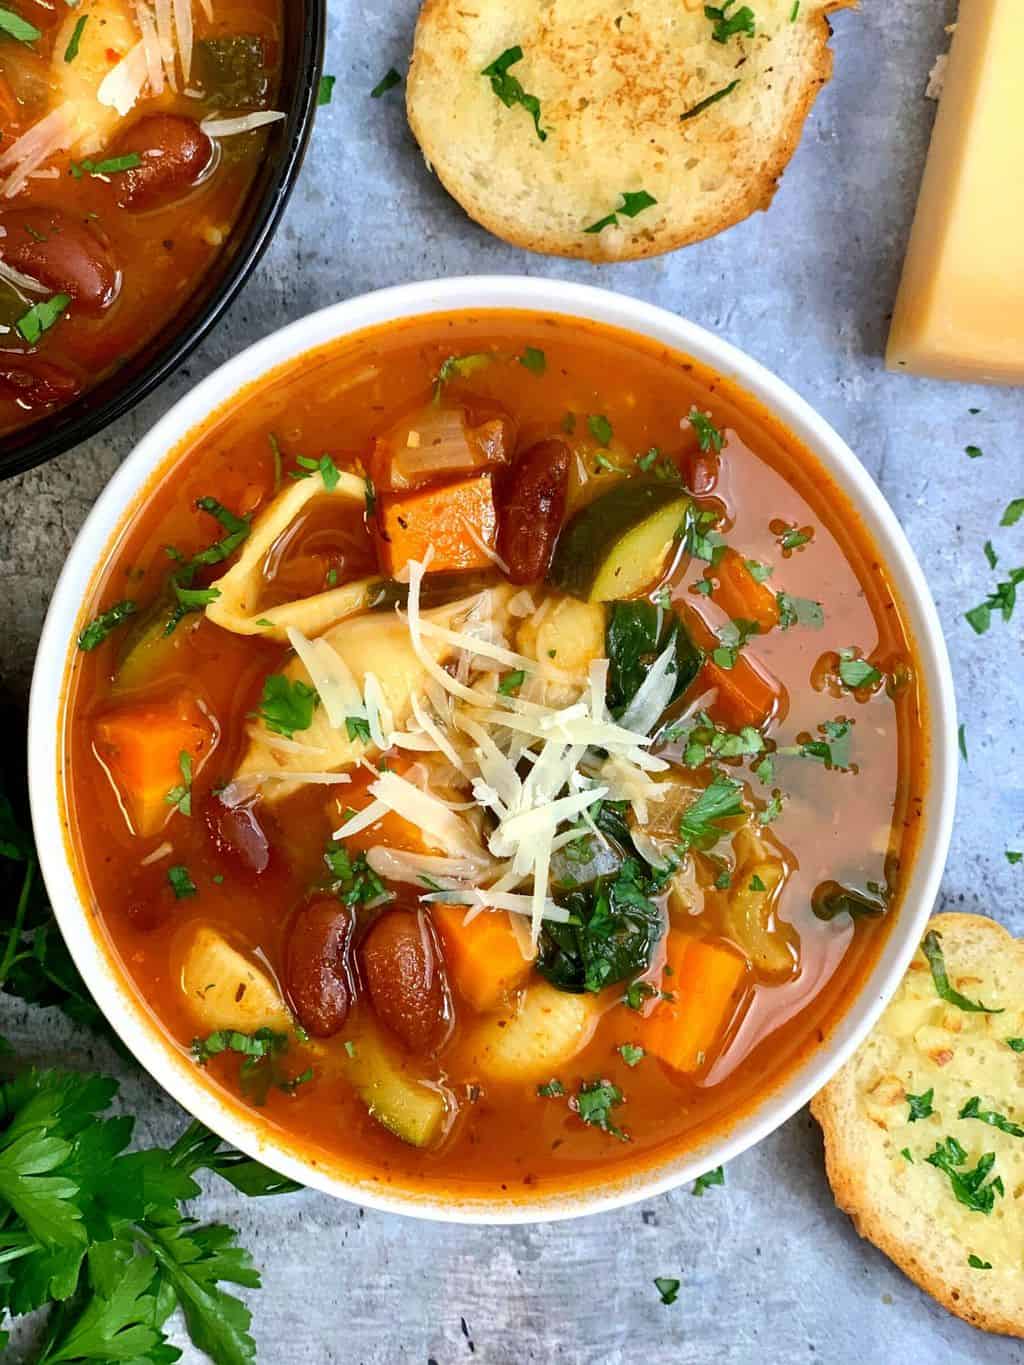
[194,36,270,108]
[344,1020,448,1148]
[112,599,182,693]
[548,479,689,602]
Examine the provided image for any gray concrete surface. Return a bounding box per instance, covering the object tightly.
[3,1,1024,1361]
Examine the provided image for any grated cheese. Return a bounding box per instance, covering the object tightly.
[97,40,151,117]
[200,111,287,139]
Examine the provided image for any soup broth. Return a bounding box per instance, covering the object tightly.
[63,310,928,1201]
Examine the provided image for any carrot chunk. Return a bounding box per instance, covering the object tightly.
[642,929,746,1073]
[712,550,780,634]
[93,691,215,837]
[700,655,782,730]
[432,905,531,1013]
[376,474,498,576]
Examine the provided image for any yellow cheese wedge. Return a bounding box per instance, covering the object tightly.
[886,0,1024,384]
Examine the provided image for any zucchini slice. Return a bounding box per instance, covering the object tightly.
[548,479,689,602]
[344,1020,449,1148]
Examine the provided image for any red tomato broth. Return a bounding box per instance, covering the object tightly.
[61,310,928,1201]
[0,1,284,436]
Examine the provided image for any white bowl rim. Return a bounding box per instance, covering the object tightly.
[28,275,958,1225]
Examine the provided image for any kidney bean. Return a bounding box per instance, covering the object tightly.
[361,909,449,1052]
[205,796,271,876]
[680,449,719,496]
[497,438,571,584]
[0,208,118,314]
[286,897,354,1038]
[111,115,213,211]
[0,356,80,408]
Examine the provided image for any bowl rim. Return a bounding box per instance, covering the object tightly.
[0,0,327,483]
[27,275,958,1224]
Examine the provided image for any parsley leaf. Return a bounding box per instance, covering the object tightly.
[968,1253,992,1270]
[323,842,388,906]
[906,1088,934,1122]
[1007,1038,1024,1052]
[293,452,341,491]
[345,715,372,743]
[688,407,724,453]
[692,1165,725,1196]
[618,1043,645,1067]
[537,1078,564,1098]
[16,293,70,344]
[790,718,853,771]
[481,45,548,141]
[575,1080,628,1140]
[0,7,41,41]
[965,566,1024,634]
[1005,850,1021,866]
[587,413,614,446]
[925,1137,1004,1214]
[776,593,824,631]
[167,865,197,900]
[76,599,137,652]
[1001,498,1024,527]
[838,650,882,690]
[164,750,194,817]
[677,774,745,850]
[583,191,657,234]
[958,723,968,762]
[777,523,813,551]
[965,444,983,459]
[370,67,401,98]
[922,930,1003,1014]
[654,1276,681,1305]
[705,1,756,43]
[498,669,527,695]
[434,352,492,397]
[679,79,740,122]
[163,497,251,635]
[959,1096,1024,1138]
[63,13,88,61]
[520,346,546,374]
[257,675,318,739]
[712,617,759,670]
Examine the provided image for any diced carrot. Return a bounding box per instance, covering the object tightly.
[0,76,19,136]
[712,550,780,634]
[93,691,215,837]
[432,905,531,1013]
[700,655,782,731]
[642,929,747,1073]
[376,474,498,576]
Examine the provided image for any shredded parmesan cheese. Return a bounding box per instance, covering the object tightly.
[200,111,287,139]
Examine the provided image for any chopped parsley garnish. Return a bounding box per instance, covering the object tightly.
[965,445,983,459]
[901,1147,913,1163]
[958,723,968,762]
[520,346,546,374]
[498,669,527,695]
[677,774,745,850]
[777,523,813,551]
[749,873,766,892]
[679,79,740,123]
[789,718,853,771]
[754,754,774,784]
[364,474,377,516]
[692,1165,725,1196]
[681,505,727,565]
[587,413,614,446]
[168,865,197,900]
[370,68,401,98]
[688,407,724,453]
[1007,851,1022,865]
[575,1080,628,1140]
[984,540,998,570]
[63,13,88,61]
[345,715,371,743]
[671,712,764,766]
[77,598,137,651]
[583,190,657,235]
[291,451,341,491]
[921,930,1003,1013]
[712,617,759,670]
[745,558,773,583]
[1006,1038,1024,1052]
[163,496,251,634]
[790,0,800,18]
[654,1276,681,1305]
[968,1254,992,1270]
[1001,498,1024,527]
[776,592,824,630]
[434,351,492,396]
[0,6,41,42]
[758,791,784,826]
[906,1088,934,1122]
[964,567,1024,634]
[624,979,658,1011]
[192,1027,297,1103]
[258,674,319,739]
[164,750,194,817]
[925,1137,1004,1215]
[838,650,882,690]
[481,45,548,141]
[323,842,388,906]
[16,292,70,344]
[318,73,336,104]
[705,1,756,44]
[537,1078,565,1098]
[959,1096,1024,1138]
[618,1043,645,1067]
[70,153,142,177]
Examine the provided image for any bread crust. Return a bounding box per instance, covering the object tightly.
[812,914,1024,1339]
[407,0,855,261]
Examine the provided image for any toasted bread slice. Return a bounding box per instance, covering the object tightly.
[407,0,853,261]
[812,914,1024,1338]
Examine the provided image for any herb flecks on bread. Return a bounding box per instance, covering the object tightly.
[407,0,854,261]
[813,914,1024,1339]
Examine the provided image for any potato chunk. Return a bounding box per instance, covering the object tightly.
[472,982,597,1081]
[177,925,291,1034]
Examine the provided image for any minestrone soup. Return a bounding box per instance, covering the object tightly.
[62,311,928,1201]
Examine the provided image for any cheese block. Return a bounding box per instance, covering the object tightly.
[886,0,1024,384]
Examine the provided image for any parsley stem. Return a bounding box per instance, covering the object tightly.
[0,855,34,986]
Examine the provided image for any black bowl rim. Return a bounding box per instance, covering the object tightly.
[0,1,327,483]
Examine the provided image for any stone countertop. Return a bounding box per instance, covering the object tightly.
[3,1,1023,1361]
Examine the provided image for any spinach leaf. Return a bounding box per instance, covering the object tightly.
[811,879,888,922]
[537,859,665,994]
[605,601,701,717]
[194,35,269,108]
